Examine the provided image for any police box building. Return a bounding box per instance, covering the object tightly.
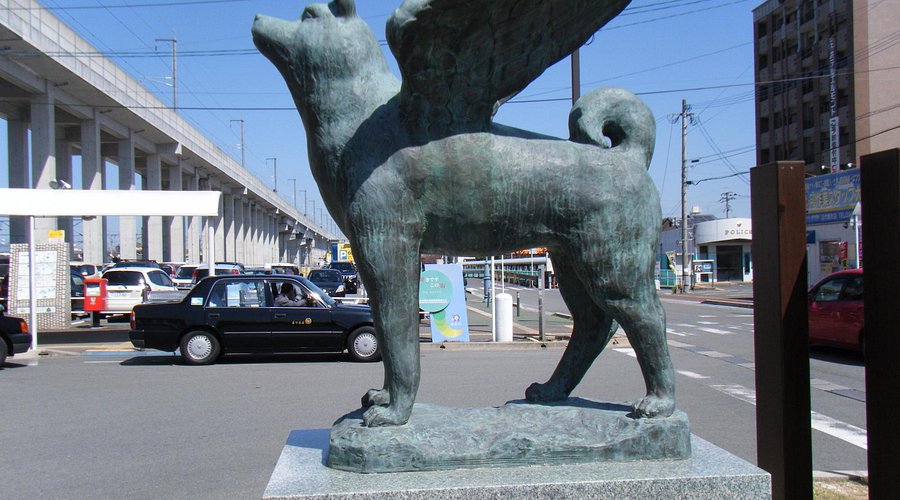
[660,213,753,286]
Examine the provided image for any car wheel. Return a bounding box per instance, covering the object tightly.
[180,331,221,365]
[347,326,380,362]
[0,339,7,367]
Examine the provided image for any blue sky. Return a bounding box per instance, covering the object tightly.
[6,0,760,229]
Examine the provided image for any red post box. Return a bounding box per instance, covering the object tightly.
[84,278,107,327]
[84,278,108,312]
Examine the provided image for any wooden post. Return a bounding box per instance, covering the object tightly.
[750,161,812,500]
[860,149,900,497]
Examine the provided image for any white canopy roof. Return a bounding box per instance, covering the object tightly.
[0,189,221,216]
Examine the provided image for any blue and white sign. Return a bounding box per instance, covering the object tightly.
[420,263,469,343]
[805,170,860,225]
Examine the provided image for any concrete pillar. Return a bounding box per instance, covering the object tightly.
[31,89,57,243]
[233,197,245,264]
[264,210,272,263]
[8,117,29,244]
[254,205,263,265]
[80,117,104,265]
[165,163,185,262]
[247,203,256,265]
[245,200,253,264]
[117,133,137,259]
[55,138,74,256]
[242,200,251,264]
[188,169,201,262]
[145,154,163,261]
[224,192,236,262]
[209,180,225,261]
[101,157,109,260]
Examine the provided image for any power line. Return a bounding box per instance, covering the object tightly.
[1,0,248,11]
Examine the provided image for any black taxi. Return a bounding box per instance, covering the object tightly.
[129,275,378,365]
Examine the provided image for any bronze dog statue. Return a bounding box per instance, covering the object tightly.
[253,0,675,427]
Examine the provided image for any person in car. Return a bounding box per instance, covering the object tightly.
[275,283,308,307]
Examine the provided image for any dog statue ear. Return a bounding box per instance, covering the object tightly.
[334,0,356,17]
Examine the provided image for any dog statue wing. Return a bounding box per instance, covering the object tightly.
[387,0,631,136]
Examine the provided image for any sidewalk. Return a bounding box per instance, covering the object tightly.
[661,281,754,308]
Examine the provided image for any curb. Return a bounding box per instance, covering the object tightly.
[700,299,754,309]
[812,470,868,483]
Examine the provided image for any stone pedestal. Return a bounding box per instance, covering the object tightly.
[264,431,770,499]
[329,399,690,473]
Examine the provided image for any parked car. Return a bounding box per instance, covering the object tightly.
[0,253,9,307]
[1,305,31,366]
[172,264,199,290]
[191,262,246,284]
[70,262,99,278]
[101,267,180,316]
[70,269,86,316]
[265,263,301,275]
[325,261,360,294]
[107,260,161,270]
[129,275,379,365]
[159,262,185,277]
[808,268,864,351]
[306,268,346,297]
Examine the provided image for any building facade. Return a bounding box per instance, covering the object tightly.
[660,216,753,285]
[753,0,900,173]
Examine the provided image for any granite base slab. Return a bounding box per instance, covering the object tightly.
[329,399,691,473]
[263,430,770,499]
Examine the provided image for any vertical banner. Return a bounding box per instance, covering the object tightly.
[420,263,470,342]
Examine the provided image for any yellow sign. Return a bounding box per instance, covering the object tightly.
[48,229,65,241]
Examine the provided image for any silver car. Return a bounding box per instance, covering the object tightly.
[101,267,180,316]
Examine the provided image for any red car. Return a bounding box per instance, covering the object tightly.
[808,269,864,351]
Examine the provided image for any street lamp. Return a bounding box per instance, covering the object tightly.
[266,157,277,193]
[300,189,307,216]
[288,178,297,209]
[229,119,245,169]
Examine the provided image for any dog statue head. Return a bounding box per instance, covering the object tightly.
[252,0,390,106]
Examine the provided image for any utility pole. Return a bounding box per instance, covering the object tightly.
[720,191,737,218]
[288,179,297,209]
[266,157,277,193]
[155,32,177,111]
[571,49,580,104]
[300,189,307,216]
[680,99,694,293]
[230,119,245,170]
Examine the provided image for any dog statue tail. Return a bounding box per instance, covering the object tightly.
[568,87,656,169]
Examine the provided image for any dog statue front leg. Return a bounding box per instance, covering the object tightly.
[354,235,422,427]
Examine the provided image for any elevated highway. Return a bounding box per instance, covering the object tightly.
[0,0,335,266]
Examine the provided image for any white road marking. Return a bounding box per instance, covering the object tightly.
[711,384,868,450]
[697,350,730,358]
[697,321,719,325]
[614,348,637,358]
[699,315,718,318]
[667,340,695,348]
[699,327,732,335]
[677,370,710,379]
